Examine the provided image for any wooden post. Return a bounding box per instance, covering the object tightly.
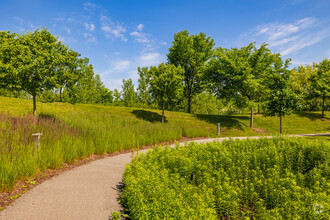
[32,133,43,150]
[217,123,220,136]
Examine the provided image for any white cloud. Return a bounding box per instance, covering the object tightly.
[137,24,144,31]
[83,33,97,43]
[84,22,95,31]
[137,52,163,67]
[130,31,150,43]
[100,15,127,42]
[64,27,71,34]
[241,17,330,56]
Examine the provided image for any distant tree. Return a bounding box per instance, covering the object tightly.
[309,58,330,118]
[122,78,136,107]
[207,43,278,128]
[148,63,184,123]
[113,89,122,106]
[191,91,223,115]
[265,58,299,134]
[167,30,215,113]
[137,67,150,107]
[291,64,317,110]
[54,42,80,102]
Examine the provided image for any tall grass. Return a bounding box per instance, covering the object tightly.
[0,111,209,191]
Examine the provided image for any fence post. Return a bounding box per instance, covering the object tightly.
[217,123,220,136]
[32,133,43,151]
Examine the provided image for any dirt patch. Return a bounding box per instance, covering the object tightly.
[253,128,268,134]
[0,136,209,211]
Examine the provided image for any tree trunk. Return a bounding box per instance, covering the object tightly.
[280,113,282,134]
[162,100,165,124]
[33,95,37,117]
[322,94,325,118]
[258,104,260,114]
[59,87,63,102]
[250,105,254,128]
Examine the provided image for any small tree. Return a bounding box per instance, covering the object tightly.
[137,67,150,107]
[148,63,184,123]
[265,58,299,134]
[207,43,278,128]
[309,58,330,118]
[17,29,60,116]
[54,42,80,102]
[122,78,136,107]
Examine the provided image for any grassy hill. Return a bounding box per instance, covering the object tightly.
[0,96,329,191]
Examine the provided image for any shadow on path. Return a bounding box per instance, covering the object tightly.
[131,110,167,123]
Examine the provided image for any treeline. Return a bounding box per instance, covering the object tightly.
[0,29,112,116]
[117,31,329,133]
[0,29,329,132]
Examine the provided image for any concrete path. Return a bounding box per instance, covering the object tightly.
[0,133,328,220]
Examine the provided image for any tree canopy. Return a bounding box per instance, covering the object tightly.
[167,30,214,113]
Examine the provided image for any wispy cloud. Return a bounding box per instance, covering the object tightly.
[83,33,97,43]
[84,22,95,31]
[100,15,127,42]
[240,17,330,55]
[64,27,71,34]
[83,2,98,11]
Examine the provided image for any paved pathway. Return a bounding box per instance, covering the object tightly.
[0,133,328,220]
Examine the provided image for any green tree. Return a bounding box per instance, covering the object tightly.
[6,29,60,116]
[148,63,184,123]
[167,30,215,113]
[207,43,277,128]
[291,64,317,110]
[113,89,122,106]
[265,58,299,134]
[310,58,330,118]
[137,67,150,108]
[0,31,22,92]
[122,78,136,107]
[54,42,80,102]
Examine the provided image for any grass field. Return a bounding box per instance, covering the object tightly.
[0,96,329,191]
[122,138,329,219]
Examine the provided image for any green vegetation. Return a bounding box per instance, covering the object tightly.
[122,138,329,219]
[0,96,328,191]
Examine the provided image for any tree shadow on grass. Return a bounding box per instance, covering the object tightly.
[195,114,249,131]
[295,111,328,121]
[131,110,167,123]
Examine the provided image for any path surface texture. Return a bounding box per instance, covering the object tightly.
[0,133,328,220]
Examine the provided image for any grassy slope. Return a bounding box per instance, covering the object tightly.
[0,96,329,137]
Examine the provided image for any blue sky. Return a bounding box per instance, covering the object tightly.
[1,0,330,90]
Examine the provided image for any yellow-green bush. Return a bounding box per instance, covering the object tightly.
[122,138,329,219]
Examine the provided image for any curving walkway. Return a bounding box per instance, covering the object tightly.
[0,134,328,220]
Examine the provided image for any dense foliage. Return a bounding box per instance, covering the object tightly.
[122,138,329,219]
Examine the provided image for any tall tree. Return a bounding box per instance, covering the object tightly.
[309,58,330,118]
[207,43,277,128]
[148,63,184,123]
[122,78,136,107]
[167,30,214,113]
[265,58,299,134]
[137,67,150,107]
